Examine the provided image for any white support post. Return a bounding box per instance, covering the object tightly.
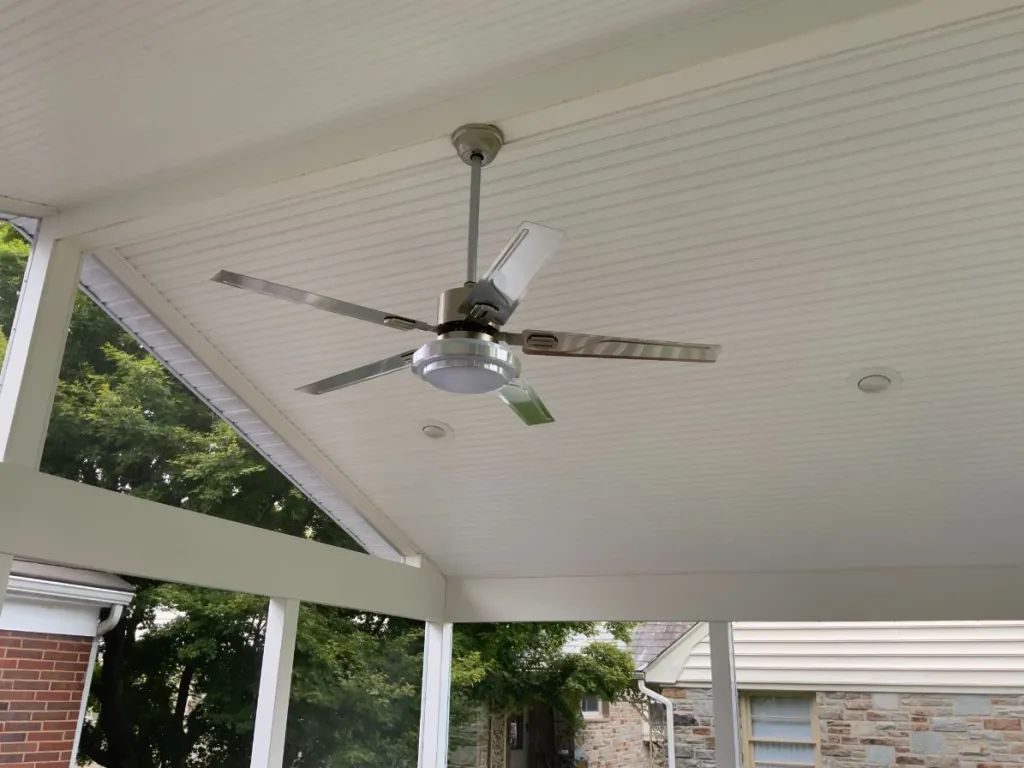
[0,553,11,615]
[0,226,82,467]
[418,622,454,768]
[251,598,300,768]
[709,621,742,768]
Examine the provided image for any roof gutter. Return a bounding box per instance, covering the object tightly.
[638,678,676,768]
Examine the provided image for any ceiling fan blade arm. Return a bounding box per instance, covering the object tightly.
[458,222,563,326]
[297,350,416,395]
[211,270,434,332]
[498,379,554,426]
[517,330,721,363]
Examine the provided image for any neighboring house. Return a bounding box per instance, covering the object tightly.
[0,560,134,768]
[455,621,1024,768]
[574,622,693,768]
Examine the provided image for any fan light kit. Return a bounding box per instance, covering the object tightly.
[212,123,721,425]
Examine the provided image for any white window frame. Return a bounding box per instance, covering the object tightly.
[581,694,609,721]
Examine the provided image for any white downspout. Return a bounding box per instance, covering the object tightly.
[638,679,675,768]
[69,604,124,768]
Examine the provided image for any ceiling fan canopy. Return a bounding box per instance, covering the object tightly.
[211,123,720,425]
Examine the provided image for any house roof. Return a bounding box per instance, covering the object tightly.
[565,622,693,672]
[10,560,134,593]
[628,622,694,671]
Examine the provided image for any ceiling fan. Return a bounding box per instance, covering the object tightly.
[212,124,720,425]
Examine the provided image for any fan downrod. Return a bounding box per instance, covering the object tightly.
[451,124,504,166]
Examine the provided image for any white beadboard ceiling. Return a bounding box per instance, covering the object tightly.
[0,0,777,207]
[98,4,1024,578]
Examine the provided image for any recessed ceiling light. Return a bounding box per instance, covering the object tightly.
[857,374,891,393]
[849,367,902,394]
[420,421,453,440]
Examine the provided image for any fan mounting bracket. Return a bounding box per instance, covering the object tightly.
[451,124,504,166]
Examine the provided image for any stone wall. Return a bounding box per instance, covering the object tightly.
[663,687,717,768]
[819,691,1024,768]
[452,690,1024,768]
[576,700,652,768]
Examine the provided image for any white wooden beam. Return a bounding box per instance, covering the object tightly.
[251,598,300,768]
[0,553,12,616]
[0,196,56,220]
[418,622,454,768]
[0,227,81,467]
[0,463,445,621]
[445,567,1024,623]
[47,0,997,250]
[708,622,741,768]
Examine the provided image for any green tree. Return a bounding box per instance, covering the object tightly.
[0,223,636,767]
[452,623,637,733]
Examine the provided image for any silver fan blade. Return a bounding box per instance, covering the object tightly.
[498,379,554,426]
[510,330,720,363]
[297,350,415,395]
[459,222,563,326]
[212,270,434,332]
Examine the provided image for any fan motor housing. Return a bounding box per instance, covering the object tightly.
[412,332,520,394]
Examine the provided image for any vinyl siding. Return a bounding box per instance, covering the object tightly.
[674,622,1024,693]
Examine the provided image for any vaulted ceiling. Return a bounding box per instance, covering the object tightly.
[5,0,1023,580]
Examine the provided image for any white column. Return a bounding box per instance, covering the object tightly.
[250,598,300,768]
[0,553,11,615]
[0,226,82,467]
[418,622,454,768]
[709,621,742,768]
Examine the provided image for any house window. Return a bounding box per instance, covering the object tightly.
[581,695,607,720]
[741,694,819,768]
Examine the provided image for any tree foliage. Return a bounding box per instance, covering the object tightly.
[0,223,637,767]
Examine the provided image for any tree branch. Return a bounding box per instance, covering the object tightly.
[174,663,195,730]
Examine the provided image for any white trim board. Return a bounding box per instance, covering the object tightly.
[445,567,1024,623]
[0,463,445,621]
[0,595,103,637]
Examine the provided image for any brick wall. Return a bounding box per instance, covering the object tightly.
[0,629,93,768]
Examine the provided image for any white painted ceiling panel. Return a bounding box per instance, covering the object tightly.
[114,6,1024,577]
[0,0,761,206]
